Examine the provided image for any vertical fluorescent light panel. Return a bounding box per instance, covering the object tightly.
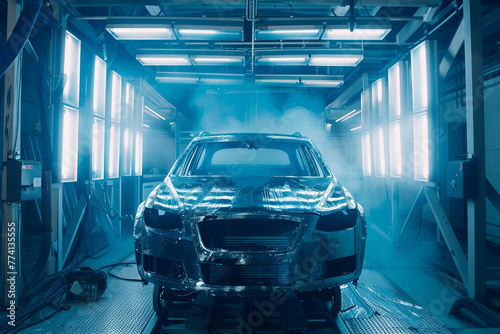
[135,132,143,176]
[361,89,370,129]
[92,118,105,180]
[122,128,133,176]
[61,106,79,182]
[93,56,106,117]
[413,112,429,181]
[92,56,106,180]
[371,78,385,124]
[411,41,429,113]
[108,123,120,178]
[388,62,401,120]
[411,41,431,181]
[373,126,386,177]
[389,120,402,177]
[361,131,372,176]
[63,31,81,108]
[110,71,122,123]
[124,82,134,126]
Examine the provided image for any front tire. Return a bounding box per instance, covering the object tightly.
[329,286,342,316]
[153,284,170,314]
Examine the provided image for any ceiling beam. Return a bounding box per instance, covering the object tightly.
[334,6,349,16]
[67,0,438,7]
[396,7,436,45]
[325,73,366,110]
[439,19,464,80]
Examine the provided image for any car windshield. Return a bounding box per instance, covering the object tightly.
[175,140,328,177]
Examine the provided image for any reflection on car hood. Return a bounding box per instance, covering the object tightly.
[151,176,348,214]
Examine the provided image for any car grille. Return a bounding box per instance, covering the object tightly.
[201,263,293,286]
[198,218,300,251]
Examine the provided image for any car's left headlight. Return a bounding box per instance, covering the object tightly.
[143,207,183,230]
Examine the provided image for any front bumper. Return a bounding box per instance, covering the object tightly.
[134,212,366,296]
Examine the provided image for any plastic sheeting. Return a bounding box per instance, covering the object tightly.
[148,175,350,215]
[342,282,424,322]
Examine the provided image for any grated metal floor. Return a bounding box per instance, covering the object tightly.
[341,269,452,334]
[22,239,464,334]
[21,238,154,334]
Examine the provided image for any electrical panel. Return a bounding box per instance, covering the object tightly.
[447,159,478,199]
[5,160,42,202]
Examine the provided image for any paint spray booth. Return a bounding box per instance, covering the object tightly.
[1,0,500,333]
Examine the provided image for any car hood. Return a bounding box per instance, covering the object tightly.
[147,176,350,215]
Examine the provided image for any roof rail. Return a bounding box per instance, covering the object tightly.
[198,131,211,137]
[292,132,305,138]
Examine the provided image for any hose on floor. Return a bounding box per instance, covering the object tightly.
[449,296,500,328]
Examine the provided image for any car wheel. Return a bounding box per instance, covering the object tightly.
[153,284,170,314]
[329,286,342,316]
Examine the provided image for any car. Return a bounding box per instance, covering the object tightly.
[134,132,366,315]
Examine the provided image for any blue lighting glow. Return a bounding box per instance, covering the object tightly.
[256,29,322,40]
[257,56,308,66]
[107,27,174,40]
[323,28,391,40]
[361,131,372,176]
[389,120,402,178]
[413,112,429,181]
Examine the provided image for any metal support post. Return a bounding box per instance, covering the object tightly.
[463,0,486,302]
[424,186,468,286]
[391,180,400,242]
[2,0,23,307]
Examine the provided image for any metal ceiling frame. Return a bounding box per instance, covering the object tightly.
[67,0,439,7]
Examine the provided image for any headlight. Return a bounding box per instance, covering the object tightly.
[342,187,357,210]
[144,207,183,230]
[315,181,349,213]
[316,209,358,232]
[153,177,182,211]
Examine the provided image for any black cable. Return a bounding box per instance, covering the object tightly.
[97,262,142,282]
[99,181,121,218]
[93,181,120,219]
[107,270,142,282]
[0,273,68,333]
[9,295,69,334]
[98,261,137,271]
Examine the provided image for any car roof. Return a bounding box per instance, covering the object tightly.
[192,132,311,143]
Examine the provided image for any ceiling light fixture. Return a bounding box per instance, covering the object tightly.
[144,106,165,120]
[256,29,322,40]
[301,79,343,87]
[350,125,362,131]
[107,26,174,40]
[255,75,343,87]
[156,72,245,85]
[175,28,243,41]
[336,109,360,122]
[257,56,309,66]
[136,55,190,66]
[323,28,391,40]
[309,55,363,66]
[190,56,244,66]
